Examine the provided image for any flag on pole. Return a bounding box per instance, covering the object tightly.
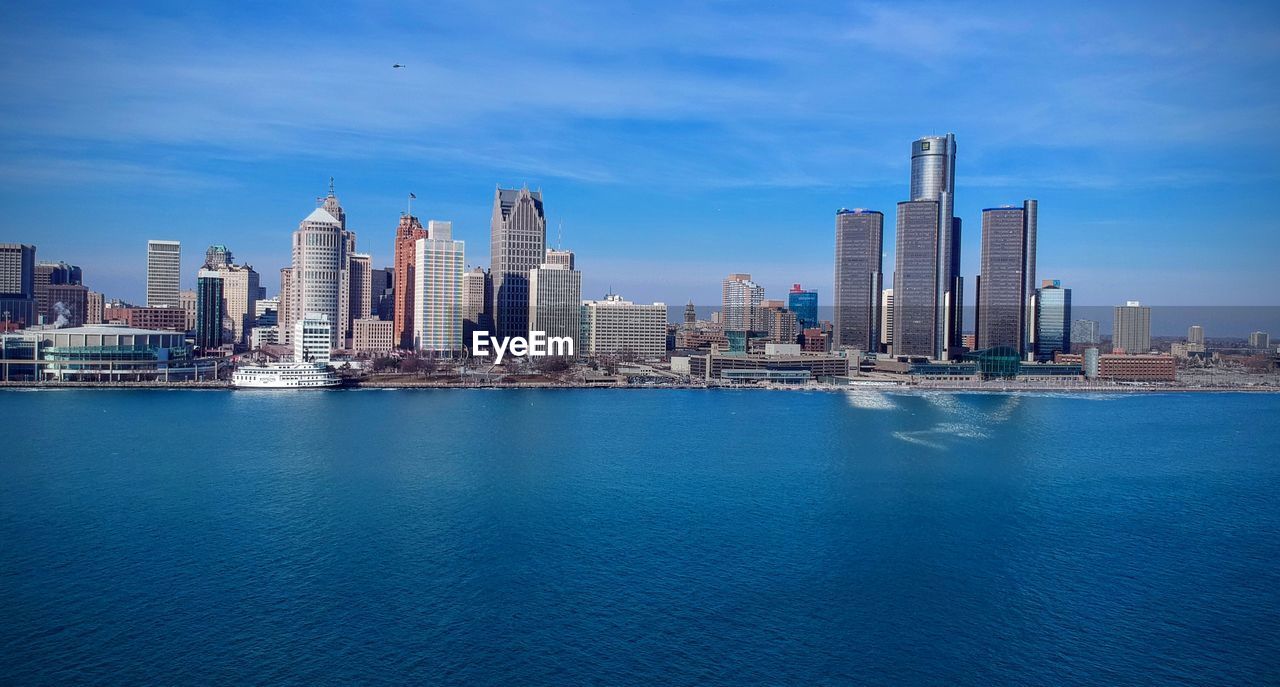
[409,193,416,199]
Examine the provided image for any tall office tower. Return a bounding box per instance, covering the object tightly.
[278,268,293,344]
[684,300,697,324]
[761,301,799,344]
[195,269,224,351]
[46,284,88,327]
[287,204,345,349]
[975,201,1037,354]
[833,208,883,351]
[146,240,181,308]
[1113,301,1151,354]
[461,267,490,343]
[722,273,764,332]
[580,294,668,358]
[35,261,82,318]
[529,259,582,356]
[1036,279,1071,360]
[86,290,104,325]
[180,290,197,331]
[1188,325,1205,345]
[348,253,372,323]
[204,244,233,269]
[893,199,943,357]
[338,230,356,348]
[880,288,894,350]
[392,215,429,348]
[213,263,259,346]
[490,187,547,341]
[1072,319,1100,346]
[371,267,395,320]
[788,284,818,330]
[1250,331,1271,349]
[908,133,962,358]
[545,248,575,269]
[0,243,36,328]
[414,221,465,354]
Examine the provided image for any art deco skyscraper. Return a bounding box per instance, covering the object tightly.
[146,240,181,308]
[833,208,883,352]
[490,187,546,341]
[975,200,1037,355]
[393,214,429,349]
[895,134,961,359]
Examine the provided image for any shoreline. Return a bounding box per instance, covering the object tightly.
[2,380,1278,394]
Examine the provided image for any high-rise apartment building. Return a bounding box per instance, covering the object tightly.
[761,301,799,345]
[1113,301,1152,354]
[580,294,667,358]
[788,284,818,330]
[146,240,181,308]
[348,253,372,324]
[1250,331,1271,349]
[529,257,582,357]
[195,269,224,351]
[1035,279,1071,360]
[490,187,546,341]
[1188,325,1205,345]
[899,134,962,359]
[975,201,1037,355]
[392,215,429,348]
[722,273,764,332]
[0,243,36,328]
[684,301,697,325]
[414,221,465,354]
[86,290,104,325]
[833,208,883,352]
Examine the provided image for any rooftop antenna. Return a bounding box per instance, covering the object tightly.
[407,192,416,218]
[329,176,335,197]
[557,221,563,250]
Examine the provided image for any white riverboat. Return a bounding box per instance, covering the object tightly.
[232,361,340,389]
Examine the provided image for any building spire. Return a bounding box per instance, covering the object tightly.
[328,176,335,198]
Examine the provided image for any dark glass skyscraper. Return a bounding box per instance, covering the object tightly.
[833,209,882,351]
[1036,279,1071,360]
[490,187,546,341]
[787,284,818,330]
[893,200,941,357]
[975,200,1037,355]
[195,270,224,351]
[896,134,962,359]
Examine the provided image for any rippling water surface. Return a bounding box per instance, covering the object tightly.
[2,389,1278,685]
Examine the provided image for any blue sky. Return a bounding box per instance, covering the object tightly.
[2,1,1278,306]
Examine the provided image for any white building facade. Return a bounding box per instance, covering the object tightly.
[294,313,332,363]
[146,240,181,308]
[580,295,667,359]
[413,221,465,354]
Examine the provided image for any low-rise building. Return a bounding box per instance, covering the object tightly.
[353,317,394,356]
[1055,352,1175,382]
[0,325,221,381]
[688,349,849,383]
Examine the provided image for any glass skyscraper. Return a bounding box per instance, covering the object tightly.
[1036,280,1071,360]
[833,209,882,352]
[903,134,962,359]
[195,269,224,351]
[893,200,941,357]
[787,284,818,330]
[490,187,546,341]
[975,200,1037,355]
